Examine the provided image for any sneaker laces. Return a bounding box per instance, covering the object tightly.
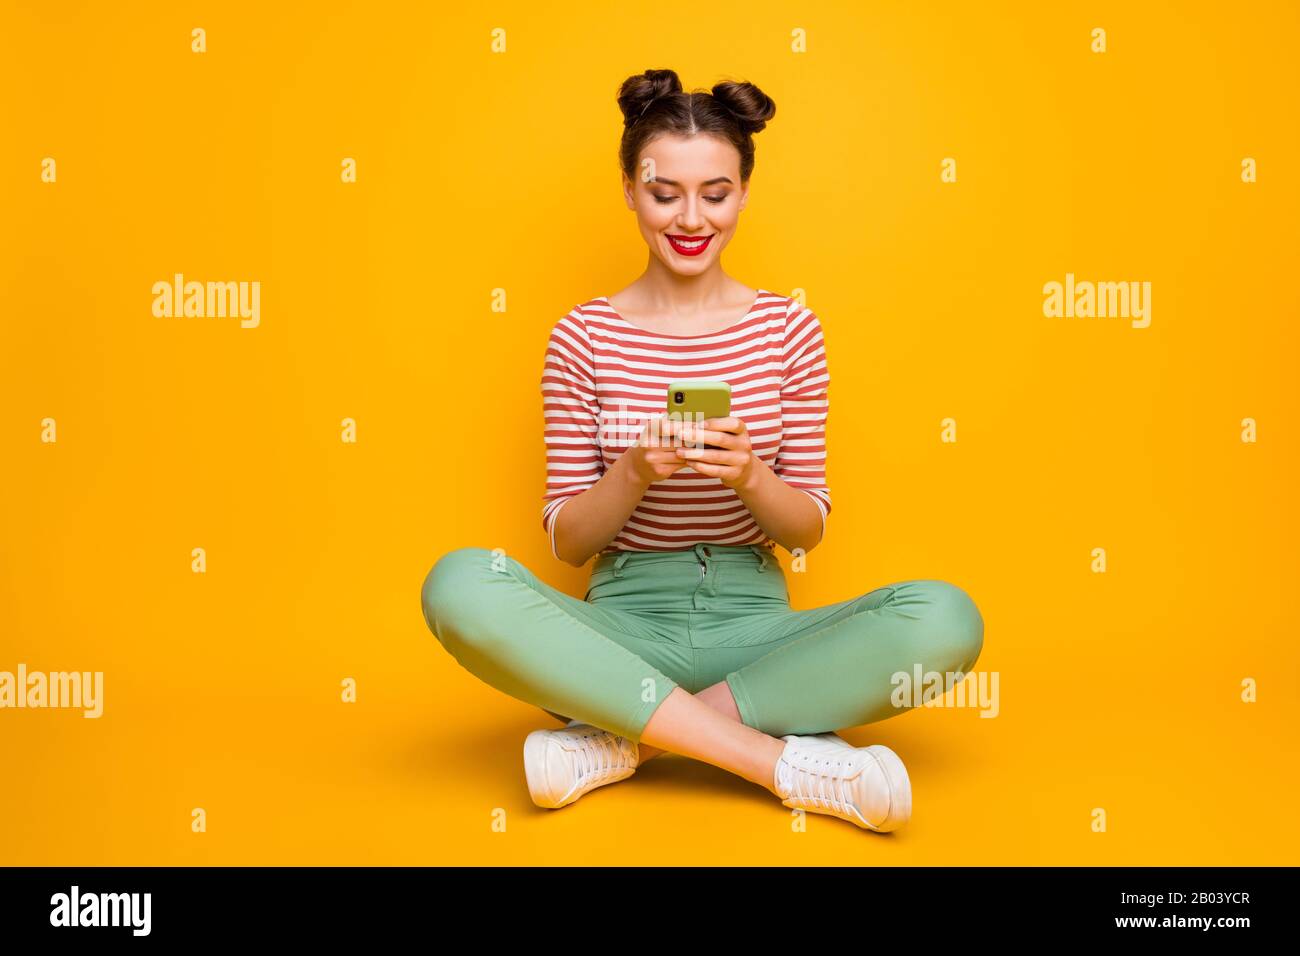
[570,730,630,785]
[780,751,859,815]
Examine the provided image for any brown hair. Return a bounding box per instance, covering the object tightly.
[616,68,776,185]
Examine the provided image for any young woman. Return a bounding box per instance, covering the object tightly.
[421,68,984,833]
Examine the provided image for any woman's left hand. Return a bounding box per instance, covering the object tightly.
[675,417,759,491]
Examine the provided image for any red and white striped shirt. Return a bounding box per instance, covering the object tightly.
[540,288,830,558]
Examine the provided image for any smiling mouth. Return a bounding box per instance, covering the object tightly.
[666,233,714,256]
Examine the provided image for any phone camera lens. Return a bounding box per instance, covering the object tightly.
[673,391,684,404]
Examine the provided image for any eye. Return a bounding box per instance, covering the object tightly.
[652,194,729,204]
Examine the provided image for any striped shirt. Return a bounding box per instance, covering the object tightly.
[540,288,831,558]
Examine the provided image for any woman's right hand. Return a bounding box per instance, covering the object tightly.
[620,414,690,486]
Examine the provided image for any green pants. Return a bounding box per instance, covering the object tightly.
[420,543,984,744]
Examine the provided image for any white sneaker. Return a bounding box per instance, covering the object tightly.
[772,734,912,832]
[523,722,639,809]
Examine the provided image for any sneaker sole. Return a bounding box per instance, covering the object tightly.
[862,744,912,832]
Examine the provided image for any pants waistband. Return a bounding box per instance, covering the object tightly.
[594,543,775,577]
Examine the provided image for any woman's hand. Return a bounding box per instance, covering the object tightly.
[620,414,692,486]
[674,417,759,491]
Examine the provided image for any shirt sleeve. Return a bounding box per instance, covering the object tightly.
[774,300,831,541]
[540,311,604,559]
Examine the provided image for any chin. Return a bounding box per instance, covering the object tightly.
[664,258,712,276]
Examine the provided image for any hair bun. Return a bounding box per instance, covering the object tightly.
[710,79,776,135]
[617,68,684,127]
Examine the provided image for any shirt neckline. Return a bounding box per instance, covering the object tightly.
[598,288,768,339]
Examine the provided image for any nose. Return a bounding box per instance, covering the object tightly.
[678,195,706,230]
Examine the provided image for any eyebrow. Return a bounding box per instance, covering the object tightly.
[649,176,734,186]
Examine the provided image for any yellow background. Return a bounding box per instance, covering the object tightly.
[2,1,1296,864]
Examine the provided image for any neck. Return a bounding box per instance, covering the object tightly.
[633,258,737,312]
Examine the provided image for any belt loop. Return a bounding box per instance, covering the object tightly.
[749,543,769,572]
[613,552,631,578]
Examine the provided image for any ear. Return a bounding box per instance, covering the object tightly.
[738,181,750,212]
[622,173,636,210]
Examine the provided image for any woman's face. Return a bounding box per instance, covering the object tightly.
[622,133,748,275]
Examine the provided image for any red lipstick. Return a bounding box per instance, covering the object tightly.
[666,233,714,257]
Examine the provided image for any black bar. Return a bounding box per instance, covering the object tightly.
[0,866,1289,941]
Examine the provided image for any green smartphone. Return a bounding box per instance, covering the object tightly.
[666,380,731,450]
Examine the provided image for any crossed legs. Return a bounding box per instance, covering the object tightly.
[422,547,984,797]
[548,682,769,780]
